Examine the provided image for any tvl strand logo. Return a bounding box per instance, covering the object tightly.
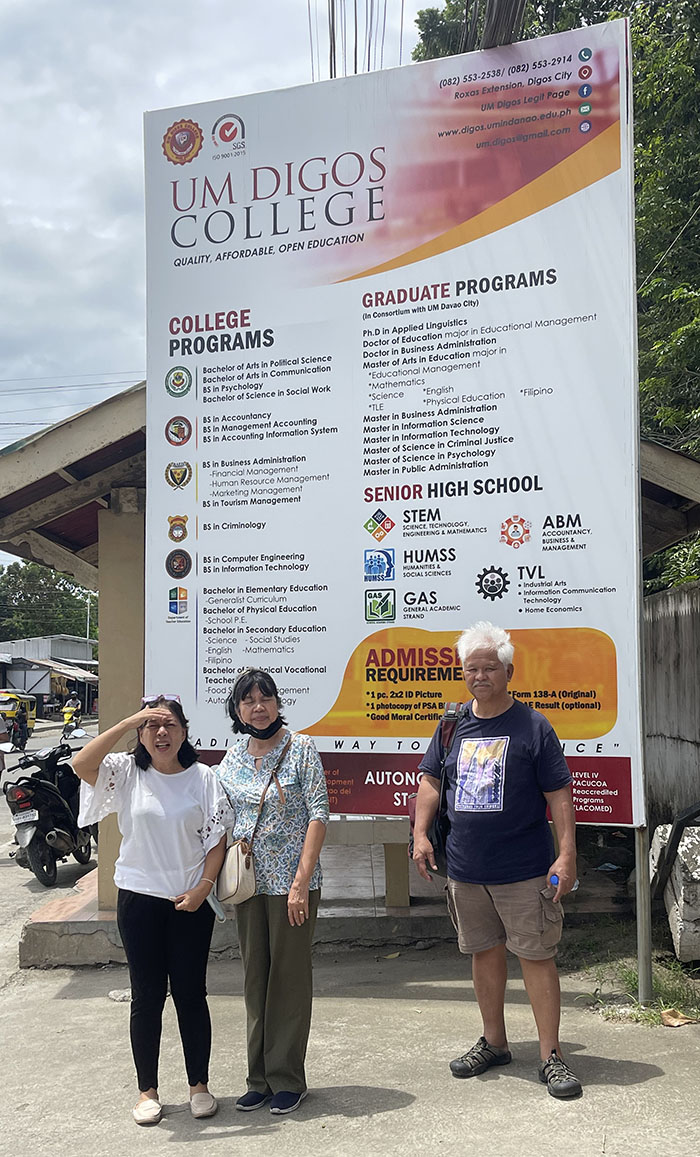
[364,508,395,542]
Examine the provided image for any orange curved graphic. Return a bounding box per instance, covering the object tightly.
[306,626,617,740]
[341,123,620,283]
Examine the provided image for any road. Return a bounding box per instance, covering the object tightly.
[0,721,97,986]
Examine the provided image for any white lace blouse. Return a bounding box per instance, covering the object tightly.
[78,752,233,900]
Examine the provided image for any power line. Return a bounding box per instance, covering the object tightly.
[638,201,700,291]
[0,371,144,385]
[0,380,142,397]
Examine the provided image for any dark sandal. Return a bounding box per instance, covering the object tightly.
[450,1035,512,1079]
[538,1051,583,1098]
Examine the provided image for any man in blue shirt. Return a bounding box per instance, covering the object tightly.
[412,621,582,1098]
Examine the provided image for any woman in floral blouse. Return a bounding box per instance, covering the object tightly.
[216,668,329,1116]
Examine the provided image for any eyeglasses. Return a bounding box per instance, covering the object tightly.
[141,693,182,706]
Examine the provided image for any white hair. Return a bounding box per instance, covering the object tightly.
[456,621,514,669]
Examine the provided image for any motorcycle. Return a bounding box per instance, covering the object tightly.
[6,718,27,751]
[61,716,83,742]
[2,732,95,886]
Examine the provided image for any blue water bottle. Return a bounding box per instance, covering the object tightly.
[550,873,579,891]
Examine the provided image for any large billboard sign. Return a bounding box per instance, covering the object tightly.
[145,19,643,824]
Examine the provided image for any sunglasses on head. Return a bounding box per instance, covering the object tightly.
[141,693,182,706]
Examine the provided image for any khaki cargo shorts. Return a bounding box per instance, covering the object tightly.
[446,875,563,960]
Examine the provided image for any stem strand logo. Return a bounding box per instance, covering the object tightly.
[162,119,203,165]
[364,508,395,542]
[476,565,509,601]
[365,588,396,622]
[500,514,531,549]
[165,366,192,398]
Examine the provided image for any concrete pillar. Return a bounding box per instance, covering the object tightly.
[96,491,145,910]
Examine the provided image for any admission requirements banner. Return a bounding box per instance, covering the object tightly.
[144,20,643,825]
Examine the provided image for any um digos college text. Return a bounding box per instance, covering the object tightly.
[168,147,386,248]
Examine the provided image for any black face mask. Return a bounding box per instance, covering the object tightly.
[240,716,284,741]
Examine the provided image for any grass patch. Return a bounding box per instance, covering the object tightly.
[577,956,700,1026]
[556,910,700,1025]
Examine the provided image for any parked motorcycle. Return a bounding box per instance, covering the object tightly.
[2,733,95,886]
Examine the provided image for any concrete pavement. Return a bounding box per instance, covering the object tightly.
[1,726,699,1155]
[1,941,699,1156]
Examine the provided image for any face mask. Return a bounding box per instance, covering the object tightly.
[240,716,284,741]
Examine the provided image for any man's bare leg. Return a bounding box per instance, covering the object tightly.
[472,943,509,1048]
[518,956,561,1059]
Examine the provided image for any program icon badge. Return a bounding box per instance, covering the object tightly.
[365,588,396,622]
[363,508,395,543]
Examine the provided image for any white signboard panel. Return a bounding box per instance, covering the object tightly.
[145,19,643,824]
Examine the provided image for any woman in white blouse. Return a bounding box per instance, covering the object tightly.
[73,696,231,1127]
[216,668,329,1117]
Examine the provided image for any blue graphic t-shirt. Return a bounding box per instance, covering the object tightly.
[419,699,571,885]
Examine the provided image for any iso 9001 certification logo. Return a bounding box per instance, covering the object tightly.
[211,113,246,157]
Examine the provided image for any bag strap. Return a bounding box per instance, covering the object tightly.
[248,734,293,851]
[436,701,469,812]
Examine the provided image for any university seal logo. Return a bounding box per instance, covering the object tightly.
[165,416,192,447]
[165,462,193,489]
[162,120,204,165]
[165,549,192,579]
[168,515,189,542]
[165,366,192,397]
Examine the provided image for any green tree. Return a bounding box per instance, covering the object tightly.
[0,561,97,642]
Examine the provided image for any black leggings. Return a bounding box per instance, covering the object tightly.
[117,889,216,1092]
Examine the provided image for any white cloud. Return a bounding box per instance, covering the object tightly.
[0,0,424,468]
[0,0,426,567]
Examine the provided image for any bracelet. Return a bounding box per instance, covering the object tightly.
[201,876,216,886]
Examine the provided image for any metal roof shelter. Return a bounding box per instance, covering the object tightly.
[6,656,98,686]
[0,382,146,590]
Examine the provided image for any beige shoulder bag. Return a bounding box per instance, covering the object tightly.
[216,736,291,904]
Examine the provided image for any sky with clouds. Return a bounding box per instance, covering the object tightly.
[0,0,424,566]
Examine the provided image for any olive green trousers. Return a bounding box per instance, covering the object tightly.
[235,889,320,1094]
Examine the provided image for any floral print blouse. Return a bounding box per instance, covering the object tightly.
[215,731,329,895]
